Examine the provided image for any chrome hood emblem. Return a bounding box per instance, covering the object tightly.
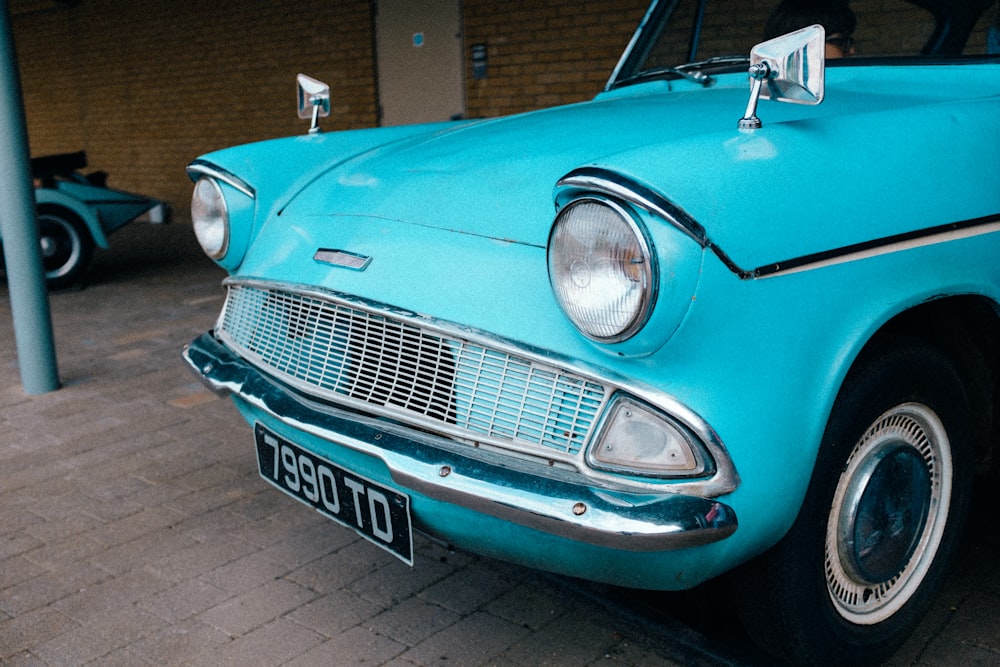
[313,248,372,271]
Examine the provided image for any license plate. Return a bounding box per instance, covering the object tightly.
[254,423,414,565]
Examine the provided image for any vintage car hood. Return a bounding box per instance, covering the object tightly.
[278,84,749,249]
[264,66,1000,271]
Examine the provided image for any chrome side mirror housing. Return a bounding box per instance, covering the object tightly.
[738,25,825,130]
[297,74,331,134]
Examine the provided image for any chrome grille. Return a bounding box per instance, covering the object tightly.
[217,283,608,457]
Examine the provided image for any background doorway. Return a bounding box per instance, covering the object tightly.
[375,0,465,126]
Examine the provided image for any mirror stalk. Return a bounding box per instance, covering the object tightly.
[738,63,770,130]
[309,100,323,134]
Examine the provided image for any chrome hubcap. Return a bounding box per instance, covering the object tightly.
[40,236,57,257]
[37,216,81,278]
[825,403,951,625]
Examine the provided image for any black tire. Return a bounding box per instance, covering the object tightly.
[36,205,94,289]
[733,339,973,666]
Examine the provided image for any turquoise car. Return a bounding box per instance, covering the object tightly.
[183,0,1000,663]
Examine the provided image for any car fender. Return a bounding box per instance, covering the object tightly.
[33,187,109,248]
[655,236,1000,559]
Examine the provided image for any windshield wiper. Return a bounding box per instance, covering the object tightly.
[676,55,750,71]
[614,55,750,89]
[615,66,712,87]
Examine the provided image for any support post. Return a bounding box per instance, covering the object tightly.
[0,0,59,394]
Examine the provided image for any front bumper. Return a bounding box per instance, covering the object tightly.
[183,331,738,554]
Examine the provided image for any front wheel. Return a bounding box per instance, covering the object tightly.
[37,206,94,289]
[734,341,973,666]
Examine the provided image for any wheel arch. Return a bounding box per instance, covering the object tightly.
[731,296,992,664]
[852,294,1000,474]
[34,189,108,248]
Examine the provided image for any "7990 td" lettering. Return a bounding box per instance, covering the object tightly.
[254,423,413,564]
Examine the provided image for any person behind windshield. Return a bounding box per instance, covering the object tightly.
[764,0,857,58]
[990,1,999,54]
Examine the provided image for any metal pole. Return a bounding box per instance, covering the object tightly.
[0,0,59,394]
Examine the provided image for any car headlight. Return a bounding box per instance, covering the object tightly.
[548,198,656,342]
[588,396,710,477]
[191,177,229,259]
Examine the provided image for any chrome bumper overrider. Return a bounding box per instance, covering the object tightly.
[183,332,738,552]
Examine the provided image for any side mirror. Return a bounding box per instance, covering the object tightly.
[297,74,331,134]
[738,25,825,130]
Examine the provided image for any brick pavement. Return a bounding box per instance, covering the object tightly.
[0,222,997,666]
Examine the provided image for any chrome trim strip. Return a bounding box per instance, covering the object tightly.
[216,277,739,498]
[750,213,1000,279]
[186,159,256,199]
[556,167,707,245]
[183,331,738,551]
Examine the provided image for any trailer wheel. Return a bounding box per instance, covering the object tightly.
[37,205,94,289]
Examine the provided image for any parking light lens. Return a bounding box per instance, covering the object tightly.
[548,198,655,342]
[191,177,229,259]
[589,397,708,477]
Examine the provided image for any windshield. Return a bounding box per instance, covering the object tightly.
[611,0,998,88]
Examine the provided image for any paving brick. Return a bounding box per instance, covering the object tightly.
[0,607,78,661]
[492,611,634,666]
[934,592,1000,649]
[484,583,568,631]
[195,578,318,637]
[286,588,387,638]
[196,616,327,667]
[87,530,201,578]
[397,609,532,666]
[85,505,186,548]
[365,596,462,647]
[418,562,518,615]
[81,645,152,667]
[21,533,104,570]
[137,577,233,624]
[30,605,165,666]
[0,554,48,591]
[0,560,110,617]
[254,515,362,569]
[156,481,252,522]
[908,636,1000,667]
[2,650,50,667]
[347,556,458,609]
[125,618,231,665]
[0,531,44,562]
[197,550,292,597]
[51,567,174,624]
[147,535,260,584]
[284,624,406,667]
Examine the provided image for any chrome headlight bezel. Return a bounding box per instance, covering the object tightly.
[191,176,230,260]
[547,196,657,343]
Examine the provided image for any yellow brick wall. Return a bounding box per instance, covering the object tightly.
[462,0,648,119]
[12,0,379,217]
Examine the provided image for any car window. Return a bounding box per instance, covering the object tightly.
[618,0,997,87]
